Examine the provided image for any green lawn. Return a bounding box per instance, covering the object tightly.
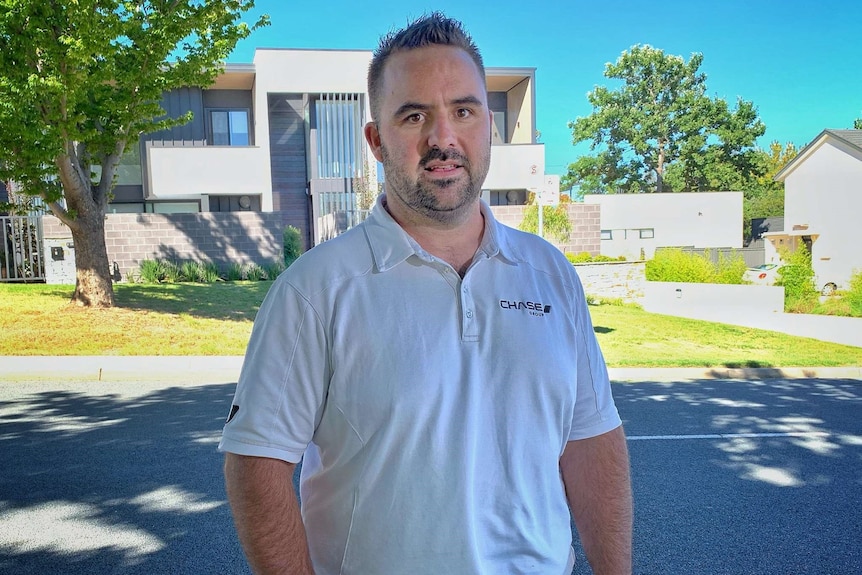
[1,283,860,367]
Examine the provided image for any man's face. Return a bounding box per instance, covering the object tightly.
[365,45,492,227]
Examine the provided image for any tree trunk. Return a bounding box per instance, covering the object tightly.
[69,210,115,308]
[52,148,116,308]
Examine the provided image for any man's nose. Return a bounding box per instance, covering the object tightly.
[426,116,457,149]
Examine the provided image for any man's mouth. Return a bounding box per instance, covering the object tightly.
[424,163,462,173]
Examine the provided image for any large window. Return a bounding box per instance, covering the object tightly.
[208,109,250,146]
[313,93,364,179]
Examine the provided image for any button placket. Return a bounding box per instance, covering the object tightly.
[461,283,478,341]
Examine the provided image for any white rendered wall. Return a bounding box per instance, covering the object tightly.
[780,137,862,289]
[148,145,272,198]
[584,192,743,259]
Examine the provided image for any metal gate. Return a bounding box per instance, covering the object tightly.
[1,216,45,282]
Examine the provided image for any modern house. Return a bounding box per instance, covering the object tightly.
[768,129,862,294]
[108,48,546,248]
[583,191,743,260]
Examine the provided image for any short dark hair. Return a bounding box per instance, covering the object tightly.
[368,12,485,121]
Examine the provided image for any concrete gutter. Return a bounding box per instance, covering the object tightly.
[0,357,860,383]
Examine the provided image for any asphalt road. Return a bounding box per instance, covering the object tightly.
[1,376,859,574]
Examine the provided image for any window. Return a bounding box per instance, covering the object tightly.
[208,109,249,146]
[639,228,655,239]
[313,93,364,179]
[600,230,612,240]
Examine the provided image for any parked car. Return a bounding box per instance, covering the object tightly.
[743,263,782,285]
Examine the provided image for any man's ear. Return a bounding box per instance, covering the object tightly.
[364,122,385,162]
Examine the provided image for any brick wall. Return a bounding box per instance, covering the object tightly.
[490,203,601,255]
[42,212,284,281]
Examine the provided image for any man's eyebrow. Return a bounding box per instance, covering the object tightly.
[393,102,429,117]
[451,96,484,107]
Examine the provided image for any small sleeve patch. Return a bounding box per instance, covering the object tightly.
[226,404,240,424]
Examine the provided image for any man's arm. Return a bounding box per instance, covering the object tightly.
[560,425,633,575]
[224,453,315,575]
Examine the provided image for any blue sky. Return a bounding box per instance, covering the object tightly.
[228,0,862,176]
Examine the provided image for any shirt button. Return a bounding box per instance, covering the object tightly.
[466,310,474,319]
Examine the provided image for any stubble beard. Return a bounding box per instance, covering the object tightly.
[380,144,490,227]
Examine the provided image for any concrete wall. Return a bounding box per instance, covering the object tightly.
[490,203,601,255]
[643,282,784,317]
[42,212,283,283]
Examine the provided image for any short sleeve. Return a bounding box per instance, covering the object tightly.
[218,276,330,462]
[567,272,622,441]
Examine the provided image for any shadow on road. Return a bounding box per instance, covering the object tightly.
[0,381,253,574]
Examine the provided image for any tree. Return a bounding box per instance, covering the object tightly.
[854,118,862,130]
[0,1,267,307]
[567,44,765,194]
[741,140,797,242]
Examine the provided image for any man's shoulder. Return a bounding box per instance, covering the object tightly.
[281,225,374,290]
[494,221,574,269]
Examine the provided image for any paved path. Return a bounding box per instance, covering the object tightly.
[1,376,859,575]
[651,307,862,348]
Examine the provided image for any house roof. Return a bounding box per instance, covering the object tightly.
[774,129,862,182]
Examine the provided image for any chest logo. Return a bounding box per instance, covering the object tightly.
[499,300,552,317]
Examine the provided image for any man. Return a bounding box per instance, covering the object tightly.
[221,12,632,575]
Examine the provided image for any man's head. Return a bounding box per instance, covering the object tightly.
[368,12,485,123]
[364,13,492,228]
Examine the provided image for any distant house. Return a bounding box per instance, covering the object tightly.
[107,49,547,249]
[583,191,743,260]
[768,129,862,294]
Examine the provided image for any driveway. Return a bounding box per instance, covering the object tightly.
[648,307,862,348]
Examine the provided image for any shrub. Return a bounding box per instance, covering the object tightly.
[714,251,748,285]
[284,225,304,266]
[225,263,244,281]
[244,263,267,281]
[140,259,221,283]
[264,261,286,280]
[138,259,163,283]
[138,259,181,283]
[645,248,745,284]
[566,252,626,264]
[776,244,816,308]
[519,193,572,243]
[844,269,862,316]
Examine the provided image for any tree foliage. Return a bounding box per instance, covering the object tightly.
[0,0,267,306]
[567,44,765,194]
[519,192,573,243]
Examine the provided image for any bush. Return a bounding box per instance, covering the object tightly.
[776,245,816,308]
[843,269,862,316]
[645,248,746,284]
[284,225,304,266]
[714,251,748,285]
[566,252,626,264]
[519,193,572,243]
[138,259,181,283]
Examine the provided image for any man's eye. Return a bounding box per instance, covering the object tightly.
[456,108,472,118]
[405,113,424,123]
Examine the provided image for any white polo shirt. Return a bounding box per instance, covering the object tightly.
[219,196,621,575]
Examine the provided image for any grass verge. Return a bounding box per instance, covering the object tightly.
[1,283,860,367]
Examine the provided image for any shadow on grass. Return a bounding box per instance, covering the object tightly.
[594,326,615,334]
[721,360,776,369]
[113,282,272,322]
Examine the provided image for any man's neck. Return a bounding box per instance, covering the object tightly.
[383,197,485,276]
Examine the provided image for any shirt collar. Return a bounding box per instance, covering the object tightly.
[363,194,520,272]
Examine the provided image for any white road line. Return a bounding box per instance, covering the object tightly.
[628,432,831,441]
